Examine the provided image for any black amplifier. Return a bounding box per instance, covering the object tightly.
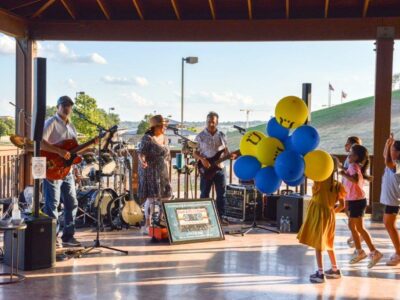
[223,184,263,222]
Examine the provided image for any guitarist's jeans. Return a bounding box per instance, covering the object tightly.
[200,170,226,217]
[43,172,78,240]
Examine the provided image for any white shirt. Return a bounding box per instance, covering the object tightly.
[380,167,400,206]
[195,128,227,158]
[42,114,77,144]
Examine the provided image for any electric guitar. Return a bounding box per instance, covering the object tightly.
[197,149,241,180]
[42,126,117,180]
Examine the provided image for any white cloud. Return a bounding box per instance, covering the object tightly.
[0,34,15,55]
[37,42,107,64]
[66,78,77,88]
[123,92,153,107]
[134,76,149,87]
[101,75,149,86]
[191,91,255,105]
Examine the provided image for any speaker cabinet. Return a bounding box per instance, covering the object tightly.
[31,57,47,142]
[4,216,56,271]
[277,194,304,233]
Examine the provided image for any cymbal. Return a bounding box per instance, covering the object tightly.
[10,135,33,150]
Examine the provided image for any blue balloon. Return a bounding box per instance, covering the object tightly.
[233,155,261,181]
[283,135,295,152]
[284,176,305,187]
[254,167,282,194]
[275,150,305,182]
[266,118,290,141]
[291,125,320,155]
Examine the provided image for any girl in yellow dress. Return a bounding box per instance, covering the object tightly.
[297,157,346,283]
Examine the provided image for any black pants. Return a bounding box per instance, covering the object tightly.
[200,170,226,217]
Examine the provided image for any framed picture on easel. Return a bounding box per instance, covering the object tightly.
[162,199,224,245]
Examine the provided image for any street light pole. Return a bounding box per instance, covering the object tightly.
[180,57,198,135]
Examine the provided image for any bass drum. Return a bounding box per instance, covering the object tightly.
[77,188,118,227]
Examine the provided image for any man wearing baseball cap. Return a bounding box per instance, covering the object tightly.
[40,95,81,248]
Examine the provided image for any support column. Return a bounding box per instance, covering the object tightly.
[15,38,37,189]
[371,27,394,221]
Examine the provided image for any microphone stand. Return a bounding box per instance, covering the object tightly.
[169,127,197,199]
[75,111,128,257]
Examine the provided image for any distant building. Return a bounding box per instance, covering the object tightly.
[0,116,14,121]
[118,119,197,148]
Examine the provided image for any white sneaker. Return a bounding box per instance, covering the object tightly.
[349,249,367,264]
[386,254,400,266]
[367,250,383,268]
[142,226,149,235]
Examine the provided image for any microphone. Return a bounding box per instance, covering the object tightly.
[233,125,246,134]
[72,107,85,118]
[166,125,177,131]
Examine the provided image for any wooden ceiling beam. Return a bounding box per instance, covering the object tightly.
[60,0,77,20]
[171,0,181,20]
[0,8,28,37]
[363,0,370,18]
[285,0,290,19]
[96,0,111,20]
[31,0,56,18]
[132,0,144,20]
[324,0,329,18]
[247,0,253,20]
[29,18,400,41]
[10,0,41,11]
[208,0,216,20]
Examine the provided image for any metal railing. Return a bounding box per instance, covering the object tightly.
[0,148,374,206]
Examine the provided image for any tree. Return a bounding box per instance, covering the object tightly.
[0,121,8,138]
[137,114,153,134]
[45,94,121,141]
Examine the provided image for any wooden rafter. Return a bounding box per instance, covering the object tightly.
[132,0,144,20]
[362,0,370,18]
[0,8,27,38]
[31,0,56,18]
[285,0,290,19]
[29,18,400,41]
[96,0,111,20]
[247,0,253,20]
[208,0,216,20]
[171,0,181,20]
[324,0,329,18]
[10,0,41,11]
[60,0,77,20]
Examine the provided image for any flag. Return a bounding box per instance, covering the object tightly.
[329,83,335,91]
[342,91,347,98]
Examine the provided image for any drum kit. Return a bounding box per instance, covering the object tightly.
[74,139,143,230]
[10,131,143,231]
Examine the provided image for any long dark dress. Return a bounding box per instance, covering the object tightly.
[138,133,172,200]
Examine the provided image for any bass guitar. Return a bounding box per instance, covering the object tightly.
[42,126,117,180]
[197,149,241,180]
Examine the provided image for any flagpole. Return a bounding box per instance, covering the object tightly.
[328,84,331,107]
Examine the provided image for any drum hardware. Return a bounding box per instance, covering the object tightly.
[72,109,128,257]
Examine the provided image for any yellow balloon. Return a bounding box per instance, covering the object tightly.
[304,150,334,182]
[255,137,284,166]
[275,96,309,129]
[239,130,267,156]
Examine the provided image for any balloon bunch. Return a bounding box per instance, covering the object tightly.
[234,96,334,194]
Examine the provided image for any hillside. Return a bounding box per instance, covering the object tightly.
[227,90,400,154]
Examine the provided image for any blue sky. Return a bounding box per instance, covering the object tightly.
[1,33,399,123]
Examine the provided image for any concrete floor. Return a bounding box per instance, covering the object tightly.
[0,214,399,300]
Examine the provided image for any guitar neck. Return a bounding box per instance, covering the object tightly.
[214,149,240,165]
[71,138,97,154]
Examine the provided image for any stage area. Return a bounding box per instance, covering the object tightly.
[1,214,399,300]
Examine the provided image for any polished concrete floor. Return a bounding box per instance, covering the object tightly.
[0,214,399,300]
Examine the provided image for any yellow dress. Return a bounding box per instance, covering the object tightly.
[297,179,346,251]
